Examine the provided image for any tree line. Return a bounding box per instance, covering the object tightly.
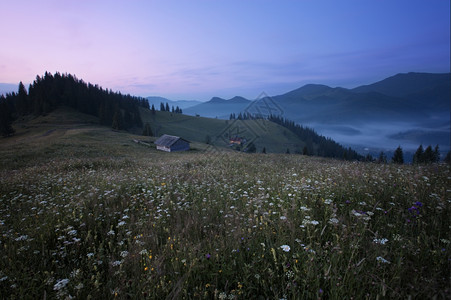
[267,114,362,160]
[0,72,149,135]
[367,145,450,164]
[158,102,183,114]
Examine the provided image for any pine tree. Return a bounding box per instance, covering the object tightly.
[444,151,451,164]
[17,81,29,115]
[112,108,123,130]
[151,104,156,114]
[160,102,165,111]
[413,145,424,164]
[423,145,434,163]
[377,151,387,164]
[165,103,170,112]
[262,147,266,154]
[433,145,440,163]
[0,95,15,137]
[392,146,404,164]
[142,123,153,136]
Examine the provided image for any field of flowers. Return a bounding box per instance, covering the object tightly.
[0,148,450,299]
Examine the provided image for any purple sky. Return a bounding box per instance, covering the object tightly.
[1,0,449,101]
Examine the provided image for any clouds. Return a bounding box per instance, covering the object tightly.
[0,1,449,100]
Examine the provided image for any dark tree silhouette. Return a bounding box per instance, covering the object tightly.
[413,145,424,164]
[392,146,404,164]
[142,123,153,136]
[0,95,15,137]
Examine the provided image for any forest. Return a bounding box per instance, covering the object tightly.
[0,72,148,136]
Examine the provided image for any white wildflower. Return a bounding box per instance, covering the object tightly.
[329,217,339,224]
[376,256,390,264]
[15,235,28,241]
[280,245,290,252]
[373,238,389,245]
[53,278,69,291]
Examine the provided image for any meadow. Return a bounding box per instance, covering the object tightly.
[0,124,450,299]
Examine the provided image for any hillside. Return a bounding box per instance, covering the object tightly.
[1,116,449,298]
[140,108,310,154]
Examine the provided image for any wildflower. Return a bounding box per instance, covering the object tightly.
[15,235,28,241]
[218,292,227,300]
[139,249,148,255]
[329,217,339,224]
[53,278,69,291]
[87,253,94,258]
[67,230,77,236]
[373,238,389,245]
[111,260,122,267]
[324,199,333,205]
[120,251,129,258]
[376,256,390,264]
[206,253,211,259]
[280,245,290,252]
[117,221,126,227]
[310,220,319,226]
[75,283,84,290]
[107,230,115,235]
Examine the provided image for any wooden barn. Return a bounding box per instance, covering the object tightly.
[155,134,190,152]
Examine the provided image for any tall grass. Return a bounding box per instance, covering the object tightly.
[0,151,449,299]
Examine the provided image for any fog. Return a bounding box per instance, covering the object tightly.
[306,121,450,160]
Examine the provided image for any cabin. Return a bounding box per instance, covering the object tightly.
[229,136,245,145]
[155,134,190,152]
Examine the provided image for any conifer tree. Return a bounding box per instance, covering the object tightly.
[142,123,153,136]
[112,108,123,130]
[433,145,440,163]
[424,145,434,163]
[413,145,424,164]
[392,146,404,164]
[0,95,15,137]
[377,151,387,164]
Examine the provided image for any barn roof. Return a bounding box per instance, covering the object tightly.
[155,134,189,147]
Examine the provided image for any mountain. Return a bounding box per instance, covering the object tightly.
[0,83,18,96]
[187,72,450,153]
[352,72,450,98]
[183,96,252,118]
[146,96,202,109]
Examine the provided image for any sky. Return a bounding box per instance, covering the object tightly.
[0,0,449,101]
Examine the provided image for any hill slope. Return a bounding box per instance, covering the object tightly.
[140,108,310,154]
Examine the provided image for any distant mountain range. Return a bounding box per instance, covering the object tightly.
[181,72,451,153]
[0,83,18,96]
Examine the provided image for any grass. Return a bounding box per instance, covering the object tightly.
[140,108,306,153]
[0,110,450,299]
